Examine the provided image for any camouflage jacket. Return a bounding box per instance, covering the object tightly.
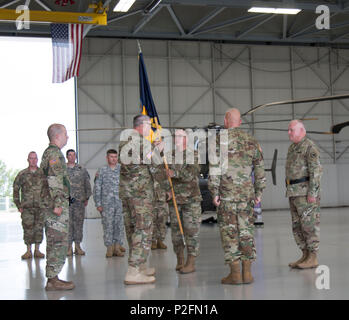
[168,148,202,204]
[154,180,168,202]
[208,128,266,202]
[285,136,322,198]
[40,144,70,208]
[93,164,121,207]
[13,167,50,209]
[118,130,169,200]
[67,164,92,202]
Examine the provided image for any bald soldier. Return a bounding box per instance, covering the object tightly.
[208,108,266,285]
[13,151,47,260]
[286,120,322,269]
[40,124,74,291]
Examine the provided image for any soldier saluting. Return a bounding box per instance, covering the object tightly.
[286,120,322,269]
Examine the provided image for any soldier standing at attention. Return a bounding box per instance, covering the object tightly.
[13,151,46,260]
[208,108,266,285]
[66,149,92,256]
[167,129,202,274]
[151,182,169,250]
[93,149,126,258]
[286,120,322,269]
[119,114,169,285]
[40,123,74,291]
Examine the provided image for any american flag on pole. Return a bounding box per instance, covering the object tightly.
[51,23,84,83]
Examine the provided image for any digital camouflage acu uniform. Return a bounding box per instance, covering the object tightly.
[40,144,70,279]
[208,128,266,264]
[93,163,124,248]
[168,148,202,258]
[119,131,168,268]
[67,164,92,246]
[286,136,322,253]
[152,181,169,243]
[13,168,49,245]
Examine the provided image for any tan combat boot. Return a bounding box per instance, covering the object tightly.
[34,250,45,258]
[119,245,126,252]
[21,251,32,260]
[221,261,243,285]
[179,255,196,274]
[45,276,75,291]
[288,249,308,268]
[175,250,185,271]
[151,241,157,250]
[67,246,73,257]
[34,244,45,258]
[74,243,86,256]
[124,266,156,285]
[242,260,254,284]
[113,244,125,257]
[21,245,32,259]
[139,263,156,276]
[297,251,319,269]
[157,240,167,249]
[106,245,113,258]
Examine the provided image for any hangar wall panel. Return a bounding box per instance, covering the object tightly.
[77,39,349,217]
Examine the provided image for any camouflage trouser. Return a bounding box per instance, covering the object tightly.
[289,196,320,253]
[122,197,153,268]
[44,200,69,279]
[152,200,169,242]
[68,200,86,245]
[169,201,201,257]
[21,208,44,245]
[217,200,256,264]
[101,201,125,247]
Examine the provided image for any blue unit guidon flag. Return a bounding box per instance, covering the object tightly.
[51,23,84,83]
[139,52,162,142]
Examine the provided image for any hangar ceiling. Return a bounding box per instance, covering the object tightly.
[1,0,349,47]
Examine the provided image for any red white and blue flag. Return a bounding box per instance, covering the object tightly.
[51,23,84,83]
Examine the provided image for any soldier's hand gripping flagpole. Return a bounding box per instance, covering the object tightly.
[154,118,186,247]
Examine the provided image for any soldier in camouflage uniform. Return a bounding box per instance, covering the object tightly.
[119,114,169,285]
[93,149,125,258]
[167,129,202,274]
[13,151,46,260]
[66,149,92,256]
[208,108,266,285]
[40,123,74,291]
[286,120,322,269]
[151,181,169,250]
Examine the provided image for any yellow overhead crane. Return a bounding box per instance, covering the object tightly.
[0,1,108,25]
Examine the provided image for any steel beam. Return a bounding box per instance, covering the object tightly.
[0,8,107,24]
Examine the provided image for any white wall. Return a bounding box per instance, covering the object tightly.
[78,39,349,213]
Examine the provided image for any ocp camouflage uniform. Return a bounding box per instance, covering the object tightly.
[208,128,266,264]
[286,136,322,253]
[93,164,124,248]
[13,168,49,246]
[40,144,70,279]
[152,181,169,242]
[168,148,202,257]
[119,131,168,268]
[67,164,92,246]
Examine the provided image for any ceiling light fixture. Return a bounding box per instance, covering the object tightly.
[248,7,301,14]
[113,0,136,12]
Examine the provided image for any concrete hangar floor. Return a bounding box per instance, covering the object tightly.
[0,208,348,300]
